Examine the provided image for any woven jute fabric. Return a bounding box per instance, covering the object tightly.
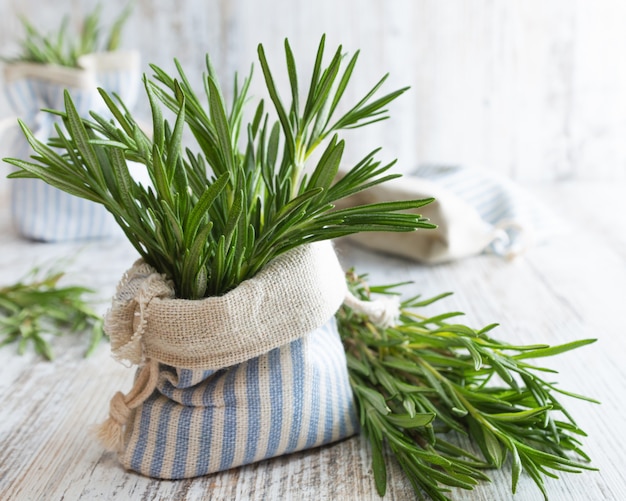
[105,240,348,370]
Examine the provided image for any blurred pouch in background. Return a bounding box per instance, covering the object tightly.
[2,50,140,242]
[337,164,560,263]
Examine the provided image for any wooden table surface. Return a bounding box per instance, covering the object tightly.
[1,181,625,501]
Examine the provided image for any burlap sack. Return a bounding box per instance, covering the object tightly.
[3,51,140,241]
[96,241,362,479]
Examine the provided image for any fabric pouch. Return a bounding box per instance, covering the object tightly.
[96,241,361,479]
[337,164,560,263]
[3,51,140,241]
[336,170,497,263]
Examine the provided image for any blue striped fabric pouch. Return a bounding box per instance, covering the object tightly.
[3,52,140,242]
[411,164,563,259]
[336,164,562,263]
[95,241,361,479]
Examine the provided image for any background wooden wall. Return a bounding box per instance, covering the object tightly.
[0,0,625,193]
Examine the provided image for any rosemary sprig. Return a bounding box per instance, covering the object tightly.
[3,2,133,67]
[337,270,598,501]
[5,36,434,299]
[0,265,104,360]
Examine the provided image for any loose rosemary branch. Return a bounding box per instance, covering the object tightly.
[337,271,598,501]
[0,265,104,360]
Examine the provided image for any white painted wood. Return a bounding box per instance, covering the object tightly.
[0,0,625,197]
[0,181,625,500]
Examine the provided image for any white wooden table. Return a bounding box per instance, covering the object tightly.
[1,181,625,501]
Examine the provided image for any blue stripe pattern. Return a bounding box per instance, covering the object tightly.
[119,318,357,479]
[3,62,140,242]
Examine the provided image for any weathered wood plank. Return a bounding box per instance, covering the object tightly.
[1,182,625,500]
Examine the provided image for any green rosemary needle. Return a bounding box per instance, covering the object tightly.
[337,270,598,501]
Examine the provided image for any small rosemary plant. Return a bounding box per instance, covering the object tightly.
[5,36,433,299]
[338,271,597,500]
[3,2,133,67]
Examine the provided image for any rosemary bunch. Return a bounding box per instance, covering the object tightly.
[337,271,597,501]
[4,2,133,67]
[5,36,434,299]
[0,265,104,360]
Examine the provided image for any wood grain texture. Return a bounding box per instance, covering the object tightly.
[1,181,625,500]
[0,0,625,194]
